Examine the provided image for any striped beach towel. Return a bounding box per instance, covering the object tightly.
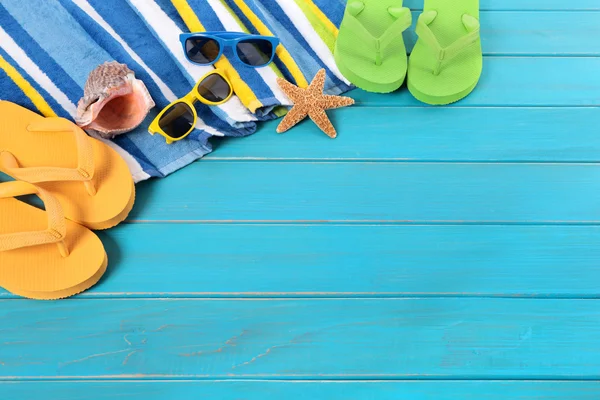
[0,0,353,181]
[169,0,353,114]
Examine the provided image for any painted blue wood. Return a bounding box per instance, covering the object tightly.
[1,299,600,378]
[3,381,600,400]
[2,4,599,398]
[478,11,600,55]
[403,0,600,10]
[3,224,600,298]
[401,11,600,55]
[206,107,600,162]
[352,58,600,107]
[129,162,600,223]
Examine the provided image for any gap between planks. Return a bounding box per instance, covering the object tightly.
[3,376,600,382]
[123,220,600,226]
[3,295,600,301]
[2,293,600,300]
[200,159,600,164]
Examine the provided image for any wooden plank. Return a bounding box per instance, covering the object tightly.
[2,224,600,298]
[2,381,600,400]
[129,162,600,223]
[351,58,600,107]
[479,12,600,55]
[403,0,600,10]
[1,298,600,378]
[206,107,600,162]
[401,11,600,55]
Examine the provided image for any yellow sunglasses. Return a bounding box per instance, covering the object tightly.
[149,70,233,144]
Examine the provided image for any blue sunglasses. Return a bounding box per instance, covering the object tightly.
[180,32,280,68]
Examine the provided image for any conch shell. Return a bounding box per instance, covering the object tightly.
[76,61,155,138]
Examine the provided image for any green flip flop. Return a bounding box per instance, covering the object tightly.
[408,0,483,105]
[334,0,412,93]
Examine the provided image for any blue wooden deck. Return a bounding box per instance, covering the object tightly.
[2,1,600,398]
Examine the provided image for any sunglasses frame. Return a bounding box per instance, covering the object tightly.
[180,31,280,68]
[148,70,233,144]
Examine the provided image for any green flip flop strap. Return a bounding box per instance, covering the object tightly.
[341,5,412,66]
[415,11,480,75]
[379,8,413,53]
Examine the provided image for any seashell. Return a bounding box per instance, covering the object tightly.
[76,61,155,138]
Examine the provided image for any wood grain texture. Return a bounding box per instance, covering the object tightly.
[352,58,600,107]
[2,3,599,398]
[206,107,600,161]
[3,224,600,298]
[129,162,600,223]
[2,299,600,378]
[3,381,600,400]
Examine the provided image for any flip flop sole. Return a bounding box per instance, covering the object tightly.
[335,46,407,93]
[3,254,107,300]
[407,0,482,105]
[408,77,479,105]
[81,180,136,230]
[0,101,135,230]
[334,0,410,93]
[0,196,107,300]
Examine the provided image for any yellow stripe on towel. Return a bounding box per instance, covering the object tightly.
[232,0,309,88]
[0,54,56,117]
[218,0,251,35]
[304,0,339,37]
[171,0,264,112]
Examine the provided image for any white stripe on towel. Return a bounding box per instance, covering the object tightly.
[72,0,179,103]
[88,131,152,182]
[273,0,350,85]
[0,26,78,117]
[0,10,150,182]
[206,0,290,105]
[127,0,256,123]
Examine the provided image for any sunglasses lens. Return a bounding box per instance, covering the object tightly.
[185,37,220,64]
[236,38,274,67]
[158,102,195,139]
[197,73,232,104]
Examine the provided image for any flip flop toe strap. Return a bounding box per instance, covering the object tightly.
[415,11,481,75]
[0,181,69,257]
[379,7,413,57]
[342,3,412,66]
[0,117,96,196]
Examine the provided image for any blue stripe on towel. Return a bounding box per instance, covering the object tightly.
[0,47,71,118]
[0,0,111,88]
[198,104,257,138]
[154,0,191,33]
[253,0,348,93]
[0,0,355,180]
[312,0,346,26]
[113,134,162,178]
[245,0,350,94]
[251,4,325,85]
[223,1,257,35]
[183,0,279,107]
[0,3,82,104]
[0,0,219,180]
[113,110,212,179]
[222,0,297,88]
[82,0,256,136]
[57,0,171,108]
[82,0,191,100]
[114,112,212,178]
[0,69,35,112]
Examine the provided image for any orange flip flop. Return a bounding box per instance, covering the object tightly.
[0,101,134,230]
[0,181,107,299]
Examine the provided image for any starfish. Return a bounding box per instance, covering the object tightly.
[276,69,355,138]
